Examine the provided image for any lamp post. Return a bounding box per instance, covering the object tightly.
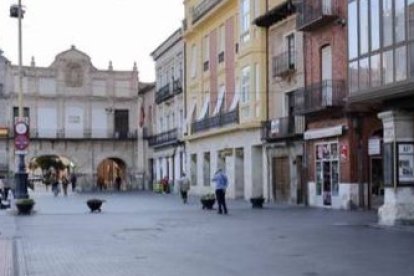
[10,0,28,199]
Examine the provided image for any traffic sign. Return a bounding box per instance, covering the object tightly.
[15,134,29,150]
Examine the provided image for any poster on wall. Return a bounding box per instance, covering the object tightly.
[398,143,414,184]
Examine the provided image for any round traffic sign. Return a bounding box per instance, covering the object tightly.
[15,134,29,150]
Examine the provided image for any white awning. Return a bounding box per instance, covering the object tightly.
[229,90,240,111]
[304,125,343,140]
[197,97,210,121]
[184,101,196,133]
[212,86,225,115]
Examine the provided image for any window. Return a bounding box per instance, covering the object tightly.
[396,46,407,82]
[359,58,369,90]
[315,142,340,206]
[371,0,380,51]
[371,54,381,87]
[218,25,225,63]
[203,35,209,72]
[241,66,250,103]
[286,33,296,69]
[395,0,406,43]
[240,0,250,43]
[191,154,197,186]
[191,44,197,78]
[348,1,358,60]
[359,0,368,55]
[383,0,393,47]
[383,50,394,84]
[349,61,359,93]
[409,0,414,40]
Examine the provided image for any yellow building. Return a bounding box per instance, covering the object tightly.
[183,0,267,199]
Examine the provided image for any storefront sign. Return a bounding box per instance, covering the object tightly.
[398,143,414,184]
[368,137,381,156]
[304,125,343,140]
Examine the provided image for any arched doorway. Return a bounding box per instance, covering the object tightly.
[28,155,76,191]
[96,158,126,191]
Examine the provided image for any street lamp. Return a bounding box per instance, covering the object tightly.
[10,0,29,199]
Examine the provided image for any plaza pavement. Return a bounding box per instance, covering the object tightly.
[1,189,414,276]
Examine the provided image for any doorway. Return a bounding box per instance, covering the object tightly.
[96,158,126,190]
[369,157,384,210]
[272,157,290,202]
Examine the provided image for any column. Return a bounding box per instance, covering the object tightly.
[378,110,414,225]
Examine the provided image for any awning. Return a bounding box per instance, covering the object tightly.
[197,97,210,121]
[304,125,344,140]
[229,90,240,111]
[212,86,225,115]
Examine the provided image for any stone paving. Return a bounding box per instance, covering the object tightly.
[1,189,414,276]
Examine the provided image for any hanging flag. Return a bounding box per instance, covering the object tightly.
[139,105,145,128]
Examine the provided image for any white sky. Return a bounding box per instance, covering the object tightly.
[0,0,184,82]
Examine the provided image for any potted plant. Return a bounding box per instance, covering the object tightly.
[15,198,35,215]
[86,198,105,213]
[250,196,265,208]
[200,193,215,210]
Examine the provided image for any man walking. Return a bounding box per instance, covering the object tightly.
[178,173,190,204]
[212,169,228,214]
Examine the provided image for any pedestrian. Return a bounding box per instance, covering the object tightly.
[62,176,69,196]
[161,176,170,194]
[212,169,228,215]
[70,173,77,192]
[178,173,190,204]
[115,176,122,191]
[0,178,4,200]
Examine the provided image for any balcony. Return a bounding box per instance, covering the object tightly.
[192,109,239,134]
[155,83,173,104]
[27,129,138,140]
[296,0,339,32]
[0,163,8,171]
[173,79,183,95]
[148,128,182,148]
[192,0,222,24]
[261,116,305,141]
[294,80,346,115]
[272,51,296,78]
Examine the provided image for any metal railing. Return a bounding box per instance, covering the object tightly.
[155,83,173,104]
[173,79,183,95]
[148,128,181,147]
[261,116,305,141]
[192,0,222,24]
[296,0,339,31]
[294,80,346,115]
[192,109,239,134]
[24,128,138,140]
[272,51,296,77]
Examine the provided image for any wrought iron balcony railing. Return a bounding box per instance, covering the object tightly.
[155,83,173,104]
[192,0,222,24]
[294,80,346,115]
[192,109,239,134]
[296,0,339,32]
[148,128,182,147]
[26,128,137,140]
[173,79,183,95]
[272,51,296,78]
[261,116,305,141]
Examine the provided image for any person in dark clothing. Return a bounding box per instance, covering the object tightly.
[70,173,77,192]
[115,176,122,191]
[212,169,229,214]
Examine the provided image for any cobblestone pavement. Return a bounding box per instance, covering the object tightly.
[1,189,414,276]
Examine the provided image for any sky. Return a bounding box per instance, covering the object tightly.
[0,0,184,82]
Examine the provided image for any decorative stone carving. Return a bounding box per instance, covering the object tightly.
[65,63,83,87]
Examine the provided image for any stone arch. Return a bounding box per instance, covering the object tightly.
[96,157,127,191]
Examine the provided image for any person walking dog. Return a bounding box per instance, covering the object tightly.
[212,169,228,215]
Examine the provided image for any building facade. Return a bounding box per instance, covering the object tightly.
[183,0,267,199]
[149,29,186,190]
[347,0,414,225]
[0,46,141,191]
[295,0,365,209]
[255,0,306,204]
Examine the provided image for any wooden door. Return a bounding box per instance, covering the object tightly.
[272,157,290,202]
